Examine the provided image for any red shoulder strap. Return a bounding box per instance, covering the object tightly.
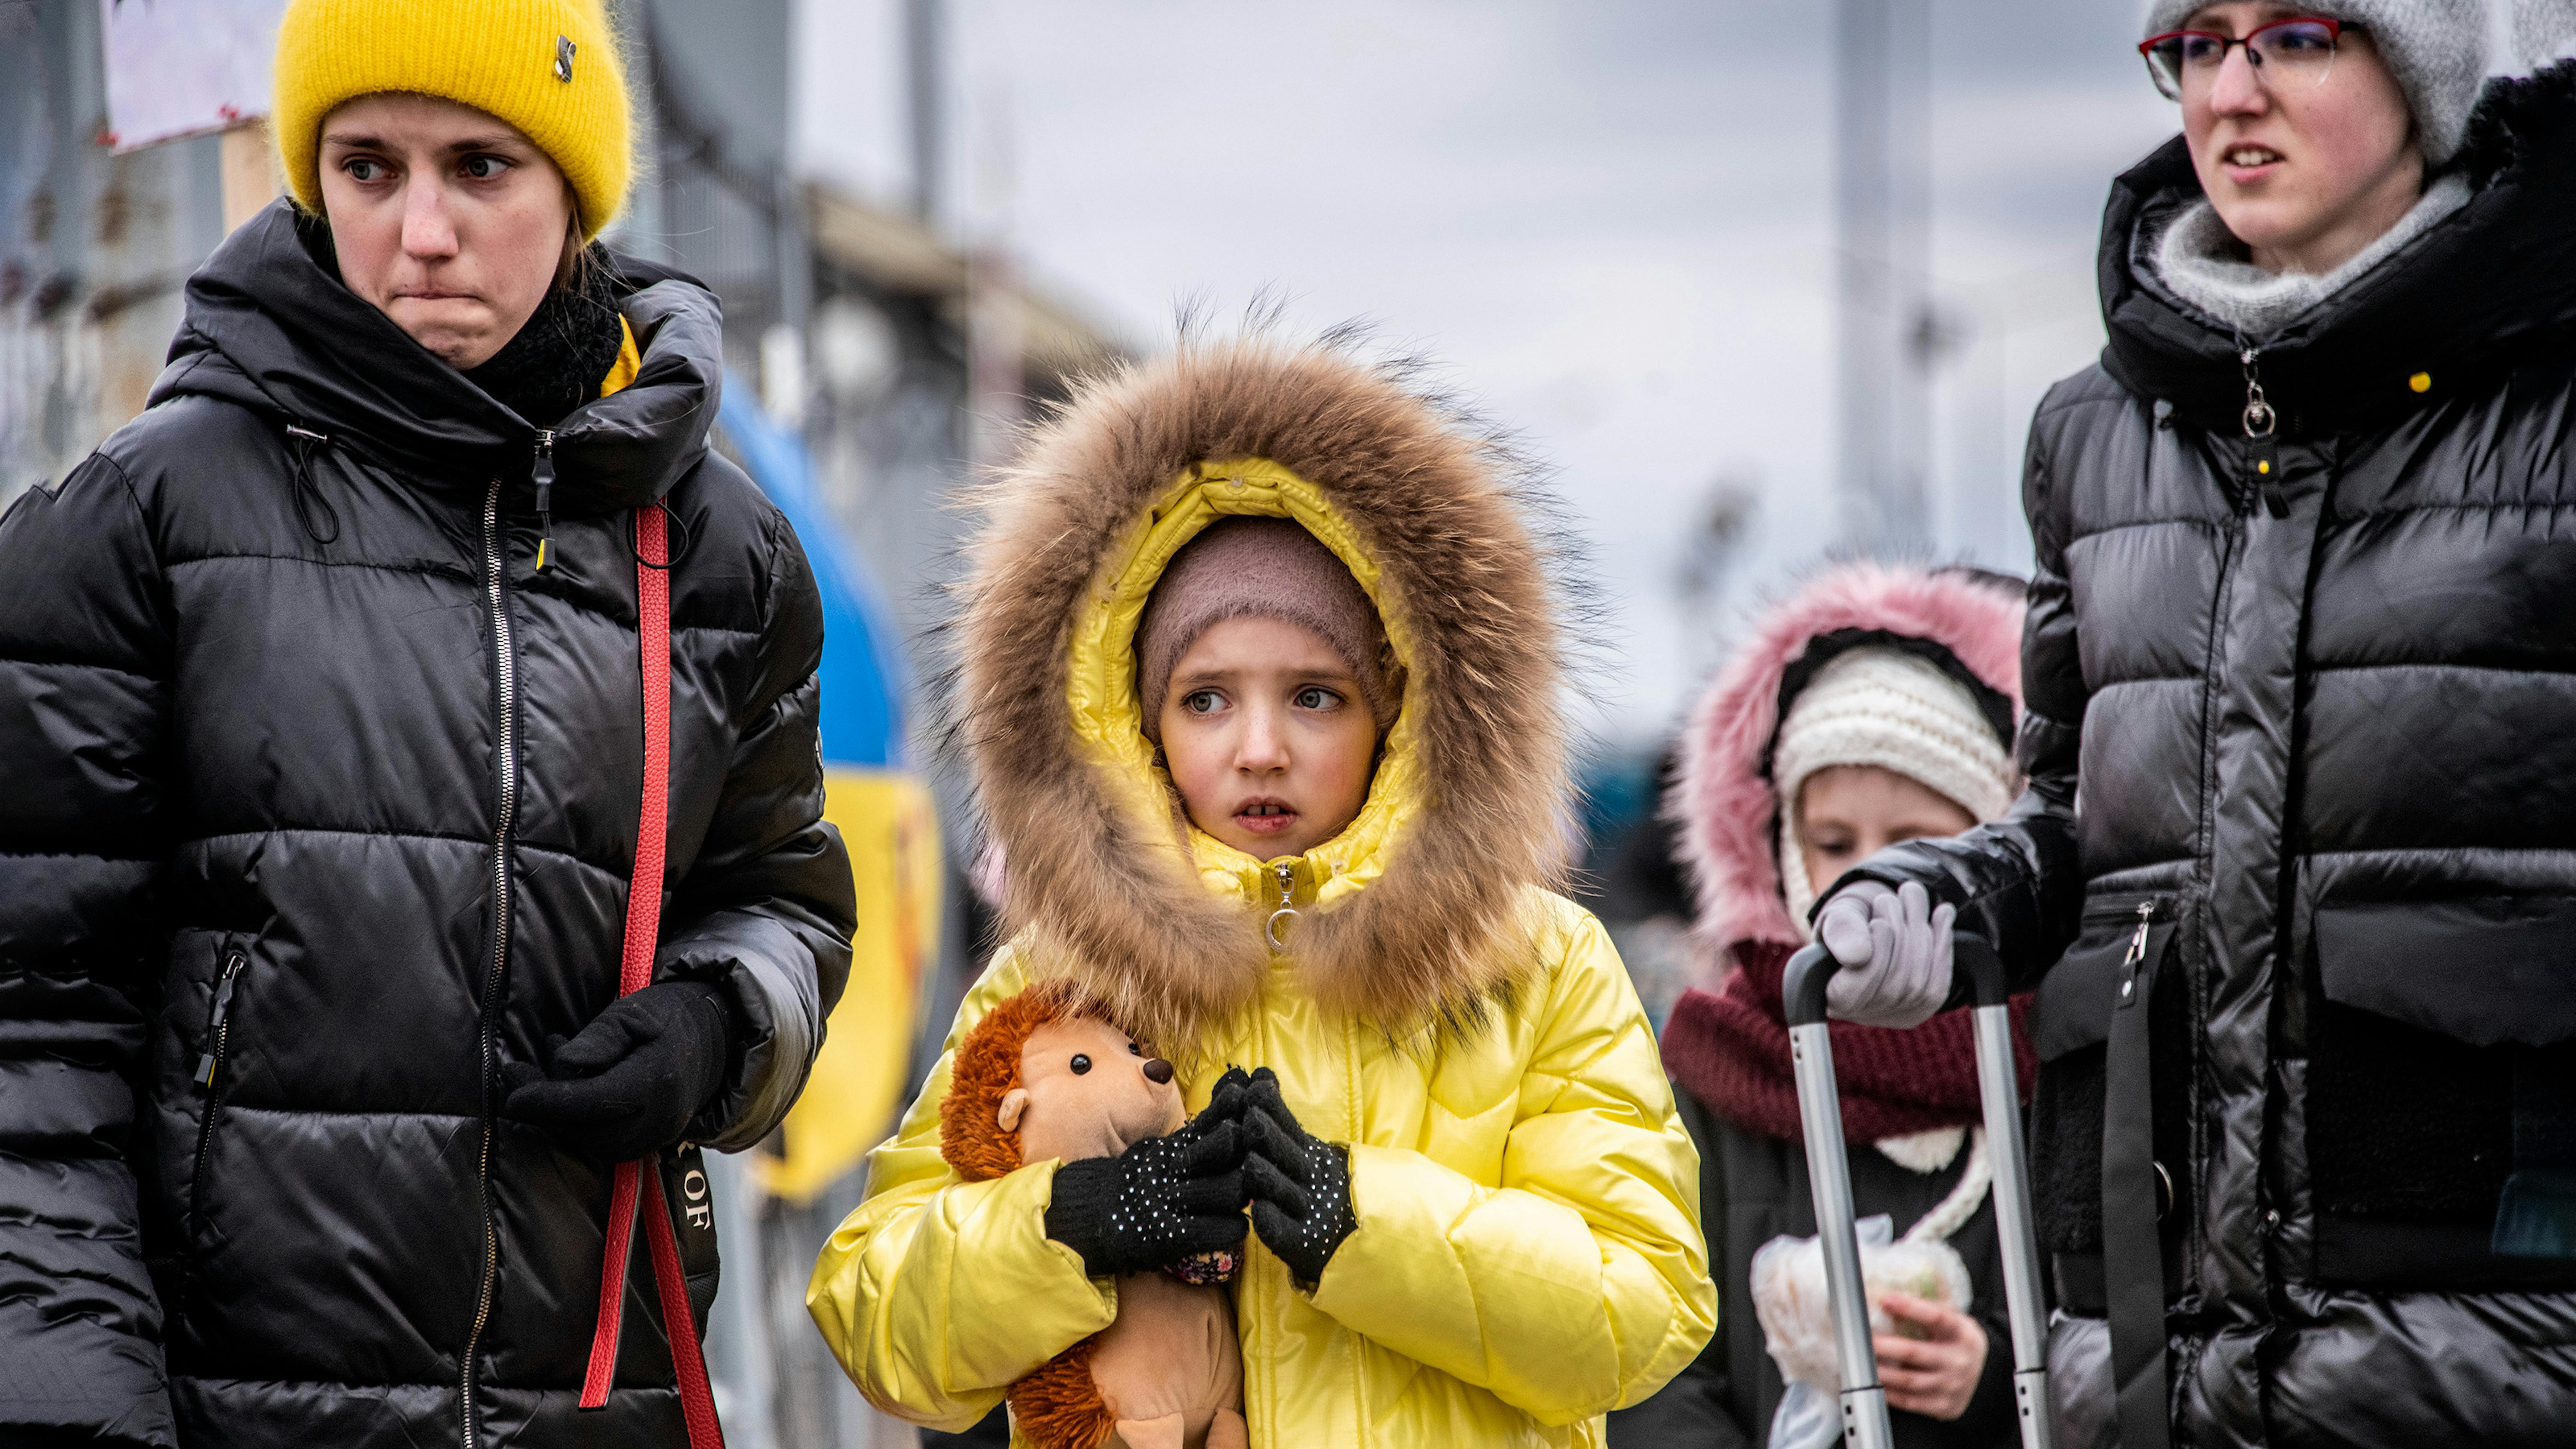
[579,506,724,1449]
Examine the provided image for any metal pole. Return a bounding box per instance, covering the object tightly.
[904,0,945,229]
[1975,1004,2058,1449]
[1790,1012,1896,1449]
[1835,0,1931,553]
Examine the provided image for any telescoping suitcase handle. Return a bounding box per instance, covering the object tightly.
[1782,930,2054,1449]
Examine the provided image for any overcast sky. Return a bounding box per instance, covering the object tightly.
[794,0,2177,748]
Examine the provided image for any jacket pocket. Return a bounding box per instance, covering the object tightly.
[2034,893,2174,1063]
[2306,895,2576,1269]
[2313,895,2576,1047]
[2029,891,2195,1305]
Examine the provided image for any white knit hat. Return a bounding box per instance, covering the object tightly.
[2140,0,2493,165]
[1773,648,2017,937]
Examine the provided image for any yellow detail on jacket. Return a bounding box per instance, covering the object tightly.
[807,340,1714,1446]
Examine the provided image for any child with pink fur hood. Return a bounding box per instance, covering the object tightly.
[1608,563,2037,1449]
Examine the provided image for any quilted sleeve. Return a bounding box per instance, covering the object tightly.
[1840,397,2089,989]
[664,509,858,1150]
[0,458,179,1446]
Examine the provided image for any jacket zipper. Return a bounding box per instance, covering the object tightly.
[461,480,522,1449]
[189,950,247,1234]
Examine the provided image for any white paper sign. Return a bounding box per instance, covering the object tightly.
[98,0,291,152]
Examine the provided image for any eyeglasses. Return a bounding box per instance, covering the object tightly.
[2139,17,2347,101]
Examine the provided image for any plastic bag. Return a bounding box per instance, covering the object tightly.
[1750,1213,1974,1396]
[1768,1380,1843,1449]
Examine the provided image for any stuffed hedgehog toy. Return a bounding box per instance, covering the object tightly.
[940,984,1248,1449]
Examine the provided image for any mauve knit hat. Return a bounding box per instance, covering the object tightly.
[1135,517,1394,742]
[2140,0,2493,166]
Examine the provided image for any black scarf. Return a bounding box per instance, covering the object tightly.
[460,264,627,426]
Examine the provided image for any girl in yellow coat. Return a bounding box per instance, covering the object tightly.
[808,337,1715,1447]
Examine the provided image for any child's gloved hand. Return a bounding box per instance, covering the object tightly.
[498,979,732,1161]
[1043,1069,1255,1277]
[1239,1067,1358,1287]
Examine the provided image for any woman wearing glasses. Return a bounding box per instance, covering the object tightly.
[1801,5,2576,1448]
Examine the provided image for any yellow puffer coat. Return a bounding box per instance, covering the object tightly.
[808,342,1714,1447]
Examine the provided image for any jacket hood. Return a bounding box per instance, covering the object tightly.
[2099,63,2576,438]
[149,198,721,511]
[954,338,1574,1054]
[1670,563,2024,956]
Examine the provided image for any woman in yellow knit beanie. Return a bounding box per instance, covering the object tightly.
[0,4,854,1449]
[274,0,632,241]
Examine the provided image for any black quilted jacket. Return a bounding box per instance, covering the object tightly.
[0,202,855,1448]
[1843,70,2576,1448]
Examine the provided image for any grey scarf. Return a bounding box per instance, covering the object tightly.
[2150,172,2471,340]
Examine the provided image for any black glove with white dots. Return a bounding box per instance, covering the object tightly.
[1239,1067,1358,1287]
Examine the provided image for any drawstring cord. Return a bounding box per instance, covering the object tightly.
[286,424,340,545]
[627,501,696,570]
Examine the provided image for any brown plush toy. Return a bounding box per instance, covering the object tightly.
[941,984,1248,1449]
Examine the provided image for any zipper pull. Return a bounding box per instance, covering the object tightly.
[2119,901,2155,1007]
[531,429,557,571]
[2123,900,2156,966]
[1264,861,1301,953]
[2239,348,2286,516]
[196,952,246,1088]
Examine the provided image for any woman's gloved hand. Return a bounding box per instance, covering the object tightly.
[1043,1068,1255,1277]
[1239,1068,1357,1287]
[1815,880,1955,1029]
[499,979,732,1161]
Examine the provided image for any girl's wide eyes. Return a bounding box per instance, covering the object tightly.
[1181,690,1223,714]
[1069,1054,1091,1075]
[1294,686,1340,710]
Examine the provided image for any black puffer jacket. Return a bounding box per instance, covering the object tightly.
[0,201,855,1448]
[1844,71,2576,1448]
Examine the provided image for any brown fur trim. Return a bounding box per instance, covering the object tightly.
[1005,1335,1118,1449]
[954,336,1572,1053]
[939,982,1102,1182]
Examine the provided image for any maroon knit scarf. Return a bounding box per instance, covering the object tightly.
[1661,938,2037,1143]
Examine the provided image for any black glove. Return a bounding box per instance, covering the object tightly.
[499,979,733,1161]
[1240,1067,1357,1287]
[1043,1067,1255,1277]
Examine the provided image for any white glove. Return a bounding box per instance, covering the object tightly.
[1816,881,1956,1028]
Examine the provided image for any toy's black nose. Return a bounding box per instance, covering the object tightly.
[1141,1058,1174,1085]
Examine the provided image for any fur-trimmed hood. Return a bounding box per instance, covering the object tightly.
[952,338,1573,1053]
[1670,564,2024,955]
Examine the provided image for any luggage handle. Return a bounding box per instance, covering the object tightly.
[1783,932,2055,1449]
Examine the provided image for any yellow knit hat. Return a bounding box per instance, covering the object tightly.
[273,0,632,241]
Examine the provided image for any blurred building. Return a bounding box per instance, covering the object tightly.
[0,2,1117,1444]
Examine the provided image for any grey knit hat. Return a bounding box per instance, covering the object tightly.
[2514,0,2576,68]
[2142,0,2492,165]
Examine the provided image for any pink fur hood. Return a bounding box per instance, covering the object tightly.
[1670,563,2026,954]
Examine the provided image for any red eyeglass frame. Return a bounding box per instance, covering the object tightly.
[2138,16,2348,98]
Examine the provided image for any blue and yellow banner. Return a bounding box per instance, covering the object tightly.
[719,380,937,1204]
